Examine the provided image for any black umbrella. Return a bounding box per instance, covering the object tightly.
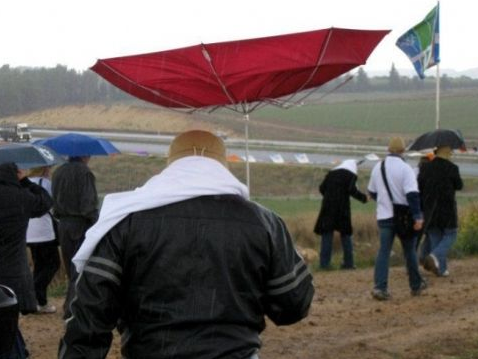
[408,129,466,151]
[0,142,65,169]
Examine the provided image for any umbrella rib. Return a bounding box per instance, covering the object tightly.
[297,74,354,105]
[98,61,199,110]
[279,27,335,105]
[201,44,240,109]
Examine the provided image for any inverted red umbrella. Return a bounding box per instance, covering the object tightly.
[91,27,389,189]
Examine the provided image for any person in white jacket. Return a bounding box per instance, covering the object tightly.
[26,166,60,314]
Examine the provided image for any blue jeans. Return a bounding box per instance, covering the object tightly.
[374,219,423,292]
[418,233,432,264]
[320,231,354,268]
[427,228,457,274]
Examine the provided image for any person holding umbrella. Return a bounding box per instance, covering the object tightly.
[52,155,99,319]
[0,162,53,358]
[418,145,463,277]
[34,132,118,319]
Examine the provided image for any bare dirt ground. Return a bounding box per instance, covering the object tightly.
[21,256,478,359]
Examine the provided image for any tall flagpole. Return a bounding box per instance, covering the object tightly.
[436,63,440,129]
[435,1,440,130]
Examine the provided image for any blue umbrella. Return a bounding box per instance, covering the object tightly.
[0,142,65,169]
[34,133,120,157]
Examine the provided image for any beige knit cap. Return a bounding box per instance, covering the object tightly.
[167,130,227,166]
[388,137,406,154]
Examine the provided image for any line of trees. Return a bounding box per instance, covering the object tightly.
[1,64,478,118]
[0,65,129,117]
[322,64,478,93]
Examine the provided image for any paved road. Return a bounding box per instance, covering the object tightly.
[31,128,478,176]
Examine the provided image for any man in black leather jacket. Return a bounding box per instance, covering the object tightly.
[59,130,314,359]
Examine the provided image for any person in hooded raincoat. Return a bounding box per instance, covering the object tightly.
[313,159,368,269]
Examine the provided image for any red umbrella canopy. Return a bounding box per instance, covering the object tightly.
[91,27,389,111]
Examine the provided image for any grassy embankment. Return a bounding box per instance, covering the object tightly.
[248,90,478,145]
[7,88,478,147]
[89,154,478,269]
[37,89,478,293]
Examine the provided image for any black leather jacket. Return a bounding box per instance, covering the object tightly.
[59,195,314,359]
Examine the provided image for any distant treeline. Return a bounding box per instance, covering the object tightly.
[1,64,478,118]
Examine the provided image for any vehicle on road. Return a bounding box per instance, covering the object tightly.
[0,122,32,142]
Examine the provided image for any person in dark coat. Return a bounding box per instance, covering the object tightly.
[59,130,314,359]
[414,153,434,264]
[52,156,98,319]
[418,146,463,277]
[0,162,53,358]
[314,159,368,269]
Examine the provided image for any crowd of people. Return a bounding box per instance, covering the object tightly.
[314,136,462,301]
[0,130,464,358]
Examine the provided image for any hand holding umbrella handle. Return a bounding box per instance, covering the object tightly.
[413,219,424,231]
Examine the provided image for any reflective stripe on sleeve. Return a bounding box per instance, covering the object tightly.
[83,266,121,286]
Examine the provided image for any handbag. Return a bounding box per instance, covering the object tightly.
[380,161,416,240]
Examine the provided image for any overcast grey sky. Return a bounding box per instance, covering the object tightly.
[1,0,474,75]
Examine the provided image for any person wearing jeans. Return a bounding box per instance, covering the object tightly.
[319,232,355,269]
[368,137,425,300]
[374,219,423,293]
[314,159,368,270]
[426,228,458,276]
[418,146,463,277]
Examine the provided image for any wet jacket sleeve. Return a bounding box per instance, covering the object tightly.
[348,175,367,203]
[80,171,99,224]
[59,220,126,359]
[318,173,329,195]
[263,216,314,326]
[452,165,463,191]
[406,192,423,220]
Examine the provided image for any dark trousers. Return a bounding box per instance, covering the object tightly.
[0,329,28,359]
[28,241,60,306]
[58,218,91,319]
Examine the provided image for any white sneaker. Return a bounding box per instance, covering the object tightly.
[441,270,450,277]
[36,303,57,314]
[424,254,440,276]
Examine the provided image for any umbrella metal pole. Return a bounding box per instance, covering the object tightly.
[244,114,250,191]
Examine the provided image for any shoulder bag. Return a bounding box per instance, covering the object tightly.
[380,161,416,240]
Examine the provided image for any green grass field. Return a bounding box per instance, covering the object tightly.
[224,90,478,145]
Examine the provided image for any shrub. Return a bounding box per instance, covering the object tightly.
[455,202,478,256]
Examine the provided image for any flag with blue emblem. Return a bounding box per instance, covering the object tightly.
[396,4,440,79]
